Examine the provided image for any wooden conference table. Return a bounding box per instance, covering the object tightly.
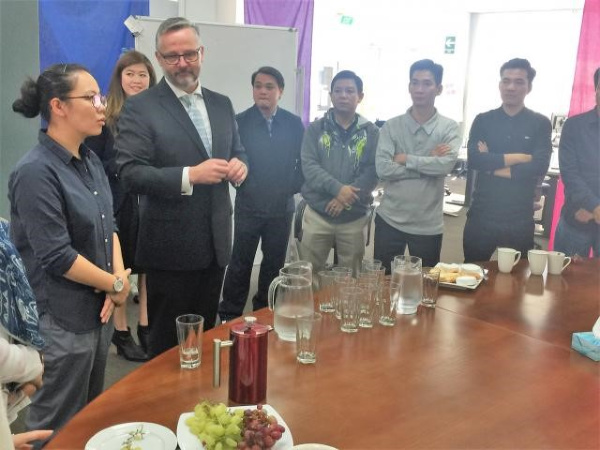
[48,260,600,449]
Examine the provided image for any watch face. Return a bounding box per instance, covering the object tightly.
[114,278,124,292]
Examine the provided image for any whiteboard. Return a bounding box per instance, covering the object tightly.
[133,16,299,115]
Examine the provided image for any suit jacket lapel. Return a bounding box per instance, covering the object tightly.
[156,79,210,160]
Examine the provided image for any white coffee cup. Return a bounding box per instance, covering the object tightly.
[497,247,521,273]
[547,251,572,275]
[528,249,548,276]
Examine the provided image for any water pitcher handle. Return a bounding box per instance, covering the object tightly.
[267,275,284,310]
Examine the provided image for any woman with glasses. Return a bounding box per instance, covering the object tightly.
[86,51,156,362]
[8,63,131,442]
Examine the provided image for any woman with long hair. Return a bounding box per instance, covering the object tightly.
[9,63,131,442]
[86,50,156,361]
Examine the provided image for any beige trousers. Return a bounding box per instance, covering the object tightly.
[299,206,368,276]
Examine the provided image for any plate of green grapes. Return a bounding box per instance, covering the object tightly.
[177,401,293,450]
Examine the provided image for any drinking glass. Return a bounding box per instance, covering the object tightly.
[357,280,377,328]
[176,314,204,369]
[339,286,363,333]
[334,276,356,319]
[296,312,322,364]
[392,255,422,314]
[421,267,440,308]
[317,270,337,313]
[378,280,397,326]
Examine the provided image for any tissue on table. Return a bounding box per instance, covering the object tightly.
[571,332,600,362]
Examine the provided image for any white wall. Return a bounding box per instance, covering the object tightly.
[464,9,583,140]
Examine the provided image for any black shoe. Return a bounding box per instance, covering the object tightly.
[112,328,148,362]
[137,323,150,355]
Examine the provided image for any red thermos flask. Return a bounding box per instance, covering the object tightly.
[213,316,269,405]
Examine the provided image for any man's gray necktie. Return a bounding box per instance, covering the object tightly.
[183,94,212,157]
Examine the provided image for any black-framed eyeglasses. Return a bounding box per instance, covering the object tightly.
[158,47,202,65]
[64,93,107,109]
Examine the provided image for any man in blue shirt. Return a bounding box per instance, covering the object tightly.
[553,67,600,257]
[463,58,552,262]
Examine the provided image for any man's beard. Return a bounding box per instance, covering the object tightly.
[165,68,198,91]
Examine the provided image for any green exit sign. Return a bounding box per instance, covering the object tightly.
[340,15,354,25]
[445,36,456,54]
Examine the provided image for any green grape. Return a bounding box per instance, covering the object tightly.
[186,401,243,450]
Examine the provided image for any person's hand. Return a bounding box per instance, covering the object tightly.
[21,370,43,395]
[393,153,407,165]
[189,159,230,185]
[575,208,594,223]
[336,185,360,207]
[100,295,116,323]
[493,167,512,178]
[477,141,489,153]
[13,430,53,450]
[504,153,532,166]
[108,268,132,307]
[225,157,247,186]
[431,143,451,157]
[594,205,600,225]
[325,198,344,217]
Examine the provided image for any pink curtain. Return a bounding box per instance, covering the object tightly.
[549,0,600,250]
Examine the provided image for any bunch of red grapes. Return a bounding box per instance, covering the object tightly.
[237,405,286,449]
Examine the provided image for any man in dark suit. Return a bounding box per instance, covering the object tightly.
[116,17,247,357]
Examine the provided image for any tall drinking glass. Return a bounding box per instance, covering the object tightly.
[317,270,337,313]
[339,286,363,333]
[392,255,422,315]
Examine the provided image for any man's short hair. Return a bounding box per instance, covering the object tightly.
[251,66,285,89]
[331,70,363,94]
[500,58,536,84]
[409,59,444,85]
[594,67,600,90]
[155,17,201,50]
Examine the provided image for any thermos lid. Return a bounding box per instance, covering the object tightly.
[230,316,270,337]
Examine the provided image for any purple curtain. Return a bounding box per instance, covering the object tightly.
[244,0,314,124]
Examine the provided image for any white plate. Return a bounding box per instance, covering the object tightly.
[293,444,338,450]
[434,263,485,290]
[177,404,294,450]
[85,422,177,450]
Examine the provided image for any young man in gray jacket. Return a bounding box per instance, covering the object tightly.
[375,59,461,272]
[299,70,379,275]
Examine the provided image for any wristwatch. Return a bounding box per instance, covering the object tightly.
[113,276,124,294]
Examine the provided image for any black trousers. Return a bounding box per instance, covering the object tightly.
[373,214,443,274]
[219,212,292,321]
[463,212,534,263]
[146,263,224,358]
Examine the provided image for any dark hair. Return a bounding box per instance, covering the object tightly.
[12,63,89,122]
[409,59,444,85]
[106,50,157,132]
[500,58,536,84]
[156,17,201,50]
[251,66,285,89]
[331,70,363,94]
[594,67,600,90]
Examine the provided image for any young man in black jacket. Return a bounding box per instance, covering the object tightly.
[219,66,304,321]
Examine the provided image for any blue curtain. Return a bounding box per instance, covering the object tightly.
[39,0,149,93]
